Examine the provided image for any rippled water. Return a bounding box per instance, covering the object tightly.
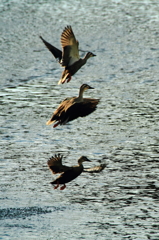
[1,0,159,239]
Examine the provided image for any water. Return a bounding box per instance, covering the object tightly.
[1,0,159,239]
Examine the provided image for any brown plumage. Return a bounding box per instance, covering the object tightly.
[46,84,100,128]
[40,26,96,84]
[48,154,106,190]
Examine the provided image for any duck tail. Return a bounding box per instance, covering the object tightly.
[46,119,54,125]
[58,72,71,84]
[58,78,63,85]
[58,76,67,85]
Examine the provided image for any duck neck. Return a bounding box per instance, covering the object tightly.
[77,88,84,102]
[84,52,91,61]
[78,158,84,166]
[78,162,84,172]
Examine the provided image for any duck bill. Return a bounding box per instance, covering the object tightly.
[89,86,94,89]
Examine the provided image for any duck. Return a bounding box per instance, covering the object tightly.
[48,154,106,190]
[40,25,96,84]
[46,84,100,128]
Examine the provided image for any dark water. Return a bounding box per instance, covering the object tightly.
[1,0,159,239]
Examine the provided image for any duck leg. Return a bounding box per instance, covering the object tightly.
[53,121,60,128]
[59,73,71,84]
[54,182,59,189]
[60,184,66,190]
[66,74,71,83]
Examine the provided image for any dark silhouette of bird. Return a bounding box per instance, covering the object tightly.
[48,154,106,190]
[40,25,96,84]
[46,84,100,128]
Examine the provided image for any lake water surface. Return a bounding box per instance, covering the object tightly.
[1,0,159,239]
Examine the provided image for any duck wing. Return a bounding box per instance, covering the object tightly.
[40,36,62,63]
[46,97,76,125]
[64,98,100,122]
[61,26,80,67]
[84,163,106,173]
[47,154,70,174]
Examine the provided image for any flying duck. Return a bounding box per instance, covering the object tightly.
[46,84,100,128]
[48,154,106,190]
[40,26,96,84]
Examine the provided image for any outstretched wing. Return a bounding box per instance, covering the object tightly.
[64,98,100,122]
[46,97,76,125]
[47,154,70,174]
[84,163,106,173]
[61,26,80,66]
[40,36,62,62]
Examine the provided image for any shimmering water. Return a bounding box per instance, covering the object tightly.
[1,0,159,239]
